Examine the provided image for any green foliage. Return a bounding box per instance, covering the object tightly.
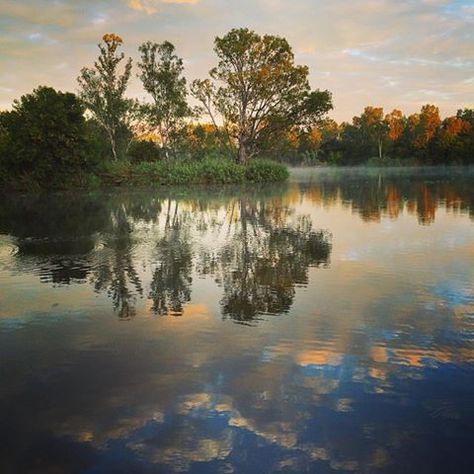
[0,86,89,186]
[127,139,161,162]
[245,159,290,182]
[77,33,132,161]
[99,158,287,186]
[191,28,332,163]
[4,29,474,191]
[366,156,415,167]
[138,41,190,155]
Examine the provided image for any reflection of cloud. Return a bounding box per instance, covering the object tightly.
[131,427,234,470]
[176,392,212,414]
[296,349,342,367]
[229,414,298,449]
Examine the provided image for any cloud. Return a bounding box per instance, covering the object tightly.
[0,0,473,119]
[127,0,199,15]
[0,1,77,27]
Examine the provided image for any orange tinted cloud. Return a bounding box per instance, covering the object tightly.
[127,0,199,15]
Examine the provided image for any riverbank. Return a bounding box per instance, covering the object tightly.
[0,158,289,191]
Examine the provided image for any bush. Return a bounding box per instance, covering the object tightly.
[0,86,90,185]
[99,157,288,187]
[245,159,289,182]
[366,156,418,167]
[128,139,162,162]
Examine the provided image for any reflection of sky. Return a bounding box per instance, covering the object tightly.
[1,1,474,120]
[1,171,474,472]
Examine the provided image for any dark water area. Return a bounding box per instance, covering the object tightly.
[0,167,473,473]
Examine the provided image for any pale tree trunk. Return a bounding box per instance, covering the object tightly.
[107,128,118,161]
[238,137,248,164]
[378,138,383,160]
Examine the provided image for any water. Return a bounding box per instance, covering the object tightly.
[0,167,473,473]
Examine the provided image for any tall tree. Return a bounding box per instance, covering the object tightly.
[191,28,332,163]
[137,41,189,158]
[77,33,132,161]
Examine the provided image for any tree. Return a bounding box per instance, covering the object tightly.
[137,41,189,158]
[384,109,405,141]
[411,104,441,155]
[353,106,388,159]
[77,33,132,161]
[191,28,332,163]
[0,86,88,183]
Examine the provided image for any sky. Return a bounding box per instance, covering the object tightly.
[0,0,473,121]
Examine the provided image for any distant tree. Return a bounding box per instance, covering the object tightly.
[77,33,132,161]
[0,86,88,183]
[411,105,441,156]
[435,115,472,162]
[179,123,227,159]
[384,109,405,141]
[191,28,332,163]
[137,41,189,158]
[353,106,388,159]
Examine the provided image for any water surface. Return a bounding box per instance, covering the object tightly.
[1,167,473,473]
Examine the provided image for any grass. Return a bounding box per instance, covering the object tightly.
[0,158,289,191]
[100,158,289,187]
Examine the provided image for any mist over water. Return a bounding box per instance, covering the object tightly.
[1,167,473,473]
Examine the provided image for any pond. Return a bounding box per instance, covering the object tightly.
[0,167,473,473]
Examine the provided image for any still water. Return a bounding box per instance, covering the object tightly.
[0,167,473,473]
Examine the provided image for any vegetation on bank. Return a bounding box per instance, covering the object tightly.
[0,28,473,190]
[99,158,289,187]
[0,28,332,190]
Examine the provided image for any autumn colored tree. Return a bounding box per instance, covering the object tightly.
[191,28,332,163]
[78,33,132,161]
[384,109,405,142]
[435,115,472,162]
[411,104,441,151]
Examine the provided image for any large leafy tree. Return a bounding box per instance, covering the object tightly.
[191,28,332,163]
[0,86,88,183]
[137,41,189,158]
[77,33,132,161]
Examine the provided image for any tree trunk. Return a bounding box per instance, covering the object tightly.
[108,129,118,161]
[238,139,248,164]
[378,139,383,160]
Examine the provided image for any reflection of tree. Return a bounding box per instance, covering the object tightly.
[0,193,107,284]
[200,199,332,324]
[300,169,474,224]
[148,201,193,316]
[91,205,143,320]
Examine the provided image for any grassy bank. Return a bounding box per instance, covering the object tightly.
[0,158,289,191]
[100,158,289,186]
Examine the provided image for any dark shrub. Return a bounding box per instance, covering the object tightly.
[0,86,89,186]
[128,139,161,162]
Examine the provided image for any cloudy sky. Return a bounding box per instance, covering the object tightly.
[0,0,473,121]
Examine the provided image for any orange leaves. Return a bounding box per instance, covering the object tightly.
[102,33,123,45]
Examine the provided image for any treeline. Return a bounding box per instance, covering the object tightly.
[0,28,472,190]
[273,105,474,166]
[0,29,331,189]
